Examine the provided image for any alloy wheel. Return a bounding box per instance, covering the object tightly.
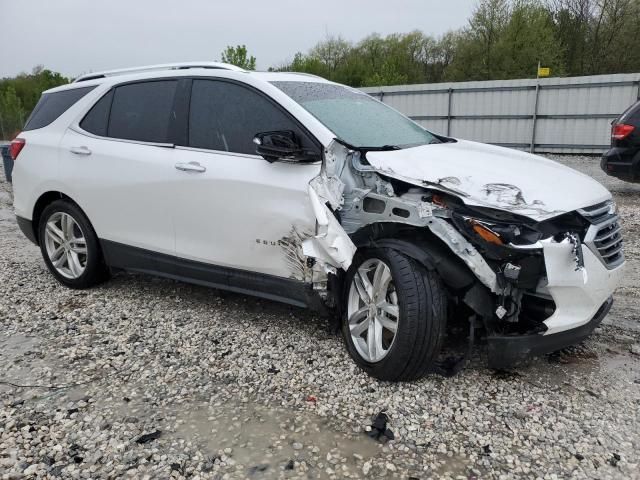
[44,212,88,279]
[347,258,400,363]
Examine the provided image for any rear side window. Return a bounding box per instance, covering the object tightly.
[107,81,178,143]
[23,86,95,131]
[80,90,113,137]
[188,79,317,155]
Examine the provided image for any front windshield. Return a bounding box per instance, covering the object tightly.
[271,81,439,149]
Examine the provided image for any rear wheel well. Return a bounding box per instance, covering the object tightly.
[32,192,78,244]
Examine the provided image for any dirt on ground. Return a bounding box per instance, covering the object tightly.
[0,156,639,479]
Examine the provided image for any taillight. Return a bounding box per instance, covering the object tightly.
[9,137,26,160]
[612,123,635,140]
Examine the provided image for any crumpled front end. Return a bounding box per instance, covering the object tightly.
[302,140,625,367]
[447,198,625,366]
[484,202,625,367]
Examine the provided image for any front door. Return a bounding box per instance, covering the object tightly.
[171,79,322,280]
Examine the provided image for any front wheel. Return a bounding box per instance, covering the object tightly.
[342,248,447,381]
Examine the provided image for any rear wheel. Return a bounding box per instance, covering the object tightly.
[38,200,108,289]
[342,248,447,381]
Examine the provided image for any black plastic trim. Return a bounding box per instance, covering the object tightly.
[16,216,38,245]
[486,297,613,369]
[601,147,640,182]
[363,237,476,290]
[100,239,319,309]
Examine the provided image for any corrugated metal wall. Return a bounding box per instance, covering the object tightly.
[361,73,640,154]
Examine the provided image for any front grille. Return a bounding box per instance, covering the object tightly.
[578,201,613,224]
[578,202,624,269]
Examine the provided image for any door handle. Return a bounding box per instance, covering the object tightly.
[175,161,206,173]
[70,146,92,156]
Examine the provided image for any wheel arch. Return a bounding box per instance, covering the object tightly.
[31,191,87,245]
[348,223,476,291]
[344,223,495,319]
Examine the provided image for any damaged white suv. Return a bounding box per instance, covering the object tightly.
[11,62,624,380]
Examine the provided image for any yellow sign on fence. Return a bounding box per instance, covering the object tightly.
[538,67,551,77]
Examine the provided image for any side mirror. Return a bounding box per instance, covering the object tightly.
[253,130,315,162]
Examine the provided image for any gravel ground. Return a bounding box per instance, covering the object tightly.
[1,156,639,480]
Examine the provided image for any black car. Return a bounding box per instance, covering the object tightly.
[602,100,640,182]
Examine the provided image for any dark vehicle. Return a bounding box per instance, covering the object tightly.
[602,100,640,182]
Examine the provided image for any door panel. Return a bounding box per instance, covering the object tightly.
[59,129,175,255]
[171,148,320,279]
[170,78,323,280]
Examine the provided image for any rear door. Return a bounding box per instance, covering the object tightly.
[59,80,178,255]
[170,78,322,280]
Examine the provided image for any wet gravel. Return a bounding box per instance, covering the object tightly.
[1,156,639,479]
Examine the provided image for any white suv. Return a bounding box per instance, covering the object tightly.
[10,62,624,380]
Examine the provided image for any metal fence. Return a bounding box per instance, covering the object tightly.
[361,73,640,154]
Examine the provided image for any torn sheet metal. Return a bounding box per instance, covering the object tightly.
[309,175,344,211]
[425,217,500,293]
[365,139,611,221]
[308,140,351,211]
[302,185,357,271]
[279,227,315,281]
[538,236,623,335]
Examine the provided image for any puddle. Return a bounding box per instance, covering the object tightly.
[173,402,380,475]
[0,334,44,393]
[525,344,640,391]
[433,453,480,478]
[95,393,382,478]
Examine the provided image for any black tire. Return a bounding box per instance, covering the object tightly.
[38,199,109,289]
[341,247,447,381]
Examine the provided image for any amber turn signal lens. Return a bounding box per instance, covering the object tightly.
[471,221,503,245]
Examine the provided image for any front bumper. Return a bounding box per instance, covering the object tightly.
[487,297,612,369]
[539,236,623,335]
[486,234,623,368]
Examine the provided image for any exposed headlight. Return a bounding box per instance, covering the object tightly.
[463,217,543,247]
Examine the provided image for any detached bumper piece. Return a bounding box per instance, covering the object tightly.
[486,296,613,369]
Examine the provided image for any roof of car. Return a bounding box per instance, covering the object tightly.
[44,62,330,94]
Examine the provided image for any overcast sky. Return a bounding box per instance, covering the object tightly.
[0,0,476,78]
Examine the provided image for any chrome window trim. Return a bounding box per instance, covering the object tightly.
[69,124,174,149]
[175,145,262,159]
[174,145,322,164]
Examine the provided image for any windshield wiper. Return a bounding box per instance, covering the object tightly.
[334,138,402,152]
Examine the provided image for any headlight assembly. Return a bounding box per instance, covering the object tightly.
[459,215,543,247]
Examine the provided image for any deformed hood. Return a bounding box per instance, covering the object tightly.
[365,140,611,221]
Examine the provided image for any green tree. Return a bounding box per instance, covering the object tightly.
[220,45,257,70]
[0,86,25,139]
[495,0,564,78]
[0,66,69,139]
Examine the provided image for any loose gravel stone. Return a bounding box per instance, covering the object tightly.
[0,157,639,479]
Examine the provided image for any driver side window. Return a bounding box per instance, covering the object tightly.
[188,79,318,157]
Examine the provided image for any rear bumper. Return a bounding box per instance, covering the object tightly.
[16,215,38,245]
[487,296,612,369]
[601,147,640,182]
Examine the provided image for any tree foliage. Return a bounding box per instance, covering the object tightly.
[220,45,257,70]
[276,0,639,86]
[0,66,69,139]
[1,0,639,138]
